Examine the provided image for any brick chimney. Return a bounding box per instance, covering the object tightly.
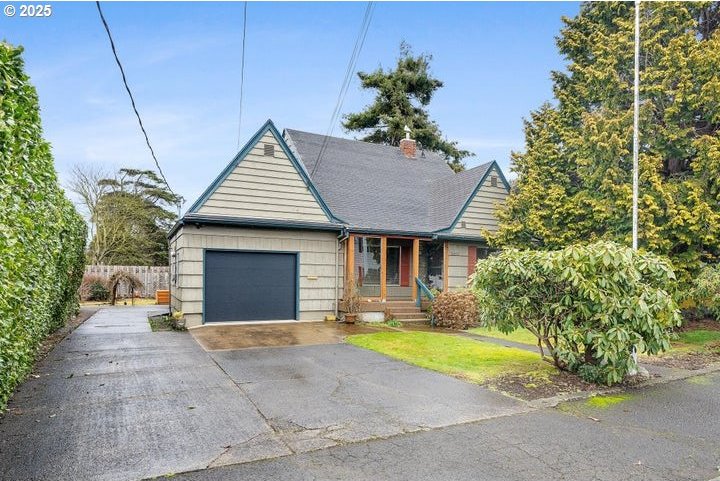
[399,125,416,159]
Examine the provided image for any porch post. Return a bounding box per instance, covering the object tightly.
[412,238,419,301]
[380,236,387,301]
[443,240,449,292]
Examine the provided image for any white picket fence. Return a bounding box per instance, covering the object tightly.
[84,265,169,298]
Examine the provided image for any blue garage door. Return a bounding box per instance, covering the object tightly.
[204,250,297,322]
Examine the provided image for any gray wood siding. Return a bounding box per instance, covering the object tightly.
[170,235,181,314]
[451,165,508,236]
[171,226,339,328]
[196,132,330,222]
[448,242,470,290]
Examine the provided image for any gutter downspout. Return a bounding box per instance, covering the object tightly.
[335,228,349,318]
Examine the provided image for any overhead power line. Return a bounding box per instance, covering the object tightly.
[236,2,248,151]
[95,1,179,204]
[310,2,374,177]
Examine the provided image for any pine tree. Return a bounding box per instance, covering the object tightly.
[494,2,720,284]
[343,42,471,171]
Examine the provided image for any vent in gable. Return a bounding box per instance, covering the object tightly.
[263,143,275,157]
[490,175,498,187]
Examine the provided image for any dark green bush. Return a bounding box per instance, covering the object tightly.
[0,42,87,409]
[81,275,110,302]
[472,241,681,385]
[88,282,109,302]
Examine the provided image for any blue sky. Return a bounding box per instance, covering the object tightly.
[1,1,579,208]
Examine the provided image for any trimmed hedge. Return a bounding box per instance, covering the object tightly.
[0,42,87,409]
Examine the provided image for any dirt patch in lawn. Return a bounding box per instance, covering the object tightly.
[678,319,720,332]
[487,370,597,401]
[643,348,720,370]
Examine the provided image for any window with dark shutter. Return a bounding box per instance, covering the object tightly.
[490,175,498,187]
[467,246,477,276]
[263,143,275,157]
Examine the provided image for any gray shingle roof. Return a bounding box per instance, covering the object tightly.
[284,129,493,234]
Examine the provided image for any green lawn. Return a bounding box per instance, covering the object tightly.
[468,326,539,346]
[676,329,720,346]
[346,331,553,383]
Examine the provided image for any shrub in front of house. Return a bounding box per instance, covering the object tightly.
[431,291,479,330]
[472,241,681,385]
[0,43,87,410]
[689,264,720,322]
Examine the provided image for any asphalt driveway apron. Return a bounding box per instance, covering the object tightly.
[0,311,527,481]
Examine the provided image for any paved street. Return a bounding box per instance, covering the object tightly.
[173,372,720,481]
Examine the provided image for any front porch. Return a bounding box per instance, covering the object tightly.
[342,234,451,321]
[346,234,448,300]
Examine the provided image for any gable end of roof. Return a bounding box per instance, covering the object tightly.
[186,119,343,223]
[436,160,511,233]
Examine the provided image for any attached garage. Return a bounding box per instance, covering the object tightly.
[203,250,298,322]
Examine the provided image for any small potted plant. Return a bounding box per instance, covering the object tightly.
[171,310,186,330]
[342,278,361,324]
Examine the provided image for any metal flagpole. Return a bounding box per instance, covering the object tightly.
[630,0,641,374]
[632,0,640,251]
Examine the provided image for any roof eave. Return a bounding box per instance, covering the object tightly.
[168,214,344,239]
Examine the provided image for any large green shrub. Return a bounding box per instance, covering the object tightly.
[472,241,681,385]
[690,265,720,321]
[0,42,87,409]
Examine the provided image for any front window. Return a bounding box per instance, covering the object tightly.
[171,249,178,285]
[353,236,381,297]
[425,242,444,291]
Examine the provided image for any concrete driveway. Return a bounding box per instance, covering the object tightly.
[0,308,526,481]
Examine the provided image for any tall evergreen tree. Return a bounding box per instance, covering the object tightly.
[343,42,471,172]
[494,2,720,284]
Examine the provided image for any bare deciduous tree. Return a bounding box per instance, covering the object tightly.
[68,164,124,264]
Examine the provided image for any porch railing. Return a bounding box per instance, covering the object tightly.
[415,277,436,327]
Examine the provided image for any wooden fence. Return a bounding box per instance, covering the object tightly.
[84,265,169,298]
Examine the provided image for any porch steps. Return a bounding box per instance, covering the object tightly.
[386,306,422,313]
[385,301,427,323]
[391,312,428,322]
[353,300,429,323]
